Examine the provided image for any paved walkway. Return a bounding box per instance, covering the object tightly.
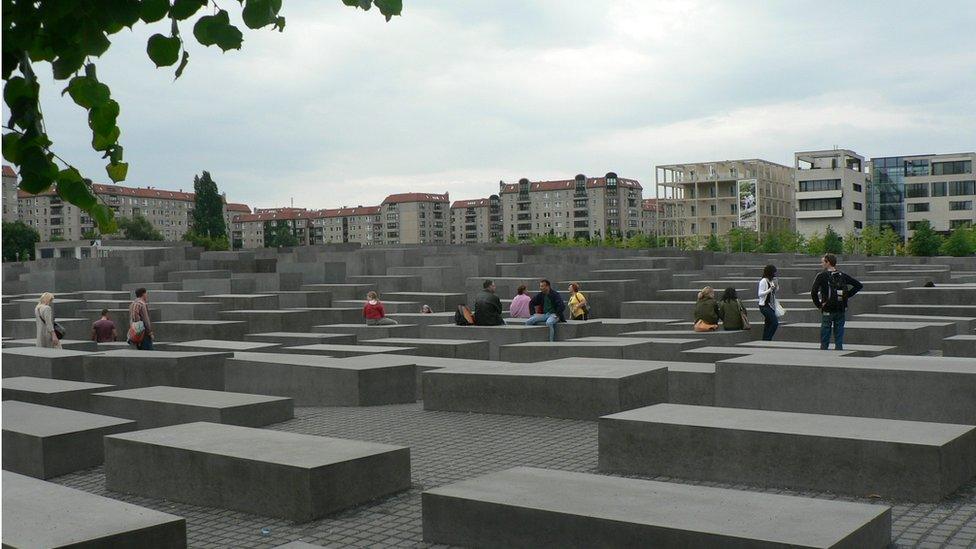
[54,403,976,548]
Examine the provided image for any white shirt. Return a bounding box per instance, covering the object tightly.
[757,277,776,306]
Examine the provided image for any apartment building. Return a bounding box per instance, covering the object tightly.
[374,193,450,245]
[499,173,642,241]
[3,165,18,223]
[870,152,976,238]
[231,208,311,249]
[641,198,663,238]
[450,196,502,243]
[794,149,869,238]
[655,159,794,246]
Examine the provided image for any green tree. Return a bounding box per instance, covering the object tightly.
[842,230,860,255]
[2,220,39,261]
[939,225,975,257]
[190,171,226,238]
[725,227,758,253]
[908,220,943,256]
[81,228,100,240]
[183,229,229,251]
[264,220,298,247]
[116,215,163,241]
[823,225,843,254]
[704,233,722,251]
[805,231,825,256]
[2,1,401,233]
[759,230,783,253]
[505,233,519,244]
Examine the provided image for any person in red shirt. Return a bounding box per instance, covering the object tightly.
[91,309,118,342]
[363,291,398,326]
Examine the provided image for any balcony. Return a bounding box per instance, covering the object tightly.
[795,190,842,200]
[796,209,843,219]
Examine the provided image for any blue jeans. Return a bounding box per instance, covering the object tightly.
[820,311,845,350]
[526,313,559,342]
[759,304,778,341]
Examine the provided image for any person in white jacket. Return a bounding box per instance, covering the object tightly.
[757,264,779,340]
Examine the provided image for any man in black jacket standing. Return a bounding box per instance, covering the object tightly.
[811,253,863,351]
[474,280,506,326]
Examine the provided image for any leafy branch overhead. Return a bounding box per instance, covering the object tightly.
[2,0,402,233]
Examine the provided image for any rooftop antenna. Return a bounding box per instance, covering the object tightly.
[291,197,294,208]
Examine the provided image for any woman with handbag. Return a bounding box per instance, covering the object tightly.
[757,264,780,341]
[693,286,720,332]
[568,283,589,320]
[35,292,62,348]
[717,287,749,331]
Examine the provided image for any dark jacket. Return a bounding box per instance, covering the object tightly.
[529,289,566,322]
[473,290,505,326]
[811,269,863,312]
[717,299,746,330]
[694,297,720,324]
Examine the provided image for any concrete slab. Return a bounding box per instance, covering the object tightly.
[500,337,703,363]
[776,321,956,354]
[423,466,891,549]
[3,401,136,478]
[82,350,231,390]
[944,335,976,358]
[218,309,317,333]
[2,376,114,411]
[161,339,283,353]
[200,293,279,310]
[680,345,857,363]
[244,332,358,346]
[313,323,421,340]
[104,422,411,522]
[91,386,293,428]
[154,320,248,342]
[283,343,416,358]
[367,338,489,360]
[422,360,667,420]
[735,340,895,357]
[599,403,976,501]
[2,337,98,351]
[425,324,551,360]
[3,317,90,339]
[2,471,186,548]
[2,347,91,380]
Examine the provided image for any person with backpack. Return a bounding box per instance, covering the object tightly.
[757,264,780,341]
[474,280,505,326]
[717,287,748,331]
[526,279,566,342]
[811,253,863,351]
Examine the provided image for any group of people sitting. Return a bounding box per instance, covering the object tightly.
[693,286,749,332]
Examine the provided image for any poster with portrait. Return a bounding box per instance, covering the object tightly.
[737,179,757,231]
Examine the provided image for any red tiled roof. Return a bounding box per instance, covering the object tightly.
[642,198,663,211]
[316,205,380,218]
[19,182,197,201]
[451,198,489,209]
[382,192,449,204]
[2,165,16,178]
[499,176,642,194]
[225,203,251,213]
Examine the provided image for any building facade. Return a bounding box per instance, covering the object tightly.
[309,206,380,246]
[499,173,642,241]
[231,208,310,249]
[450,196,502,243]
[3,165,18,223]
[641,198,662,238]
[655,159,794,246]
[374,193,450,245]
[794,149,869,238]
[870,152,976,239]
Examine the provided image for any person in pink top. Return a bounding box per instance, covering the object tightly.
[509,285,531,318]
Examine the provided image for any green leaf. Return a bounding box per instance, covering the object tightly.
[91,204,117,233]
[175,50,190,79]
[110,145,124,163]
[92,127,121,151]
[274,16,285,31]
[18,147,58,193]
[170,0,206,20]
[106,161,129,182]
[88,99,120,136]
[56,168,98,210]
[4,77,38,107]
[193,10,244,51]
[81,29,112,57]
[374,0,402,19]
[147,33,181,67]
[141,0,170,23]
[64,76,111,109]
[242,0,282,29]
[2,133,22,164]
[52,53,86,80]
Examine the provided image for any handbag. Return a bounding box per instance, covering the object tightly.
[694,319,719,332]
[774,300,786,318]
[128,320,146,343]
[738,300,751,329]
[38,309,65,340]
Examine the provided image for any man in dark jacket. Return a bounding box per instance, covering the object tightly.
[474,280,505,326]
[526,279,566,342]
[811,253,863,351]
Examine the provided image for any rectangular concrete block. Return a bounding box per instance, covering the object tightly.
[2,337,98,351]
[283,343,416,358]
[423,466,891,549]
[500,337,702,363]
[2,471,187,548]
[313,323,421,340]
[943,335,976,358]
[82,350,230,390]
[3,401,136,478]
[367,338,490,360]
[201,293,280,310]
[161,339,282,353]
[423,360,667,420]
[244,331,358,346]
[2,347,91,380]
[425,324,549,360]
[154,320,248,342]
[599,403,976,501]
[2,376,115,411]
[91,386,293,428]
[104,422,410,522]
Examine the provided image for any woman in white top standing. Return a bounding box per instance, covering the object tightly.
[35,292,61,348]
[757,264,779,341]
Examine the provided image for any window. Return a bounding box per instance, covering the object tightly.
[798,179,841,192]
[904,159,930,176]
[950,219,972,229]
[907,203,930,212]
[933,160,972,176]
[730,204,737,214]
[949,200,973,211]
[690,223,697,233]
[907,221,926,231]
[905,183,929,198]
[710,222,717,233]
[709,205,716,215]
[932,181,947,196]
[853,183,862,192]
[798,198,842,211]
[948,180,975,196]
[854,220,863,229]
[853,202,863,211]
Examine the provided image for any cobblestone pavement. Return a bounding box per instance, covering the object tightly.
[53,403,976,548]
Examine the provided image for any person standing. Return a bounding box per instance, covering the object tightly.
[91,309,118,342]
[757,264,779,341]
[35,292,61,348]
[811,253,863,351]
[567,283,589,320]
[526,279,566,342]
[129,287,154,350]
[509,285,531,319]
[474,280,506,326]
[363,291,398,326]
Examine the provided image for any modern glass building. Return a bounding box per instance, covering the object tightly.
[868,156,908,239]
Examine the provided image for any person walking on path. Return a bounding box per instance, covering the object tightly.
[526,279,566,342]
[129,288,154,350]
[509,285,531,319]
[474,280,506,326]
[717,287,747,331]
[363,291,398,326]
[91,309,118,342]
[693,286,720,331]
[35,292,61,348]
[811,253,863,351]
[567,283,589,320]
[757,265,780,341]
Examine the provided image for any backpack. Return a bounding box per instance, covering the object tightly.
[825,271,847,307]
[455,305,474,326]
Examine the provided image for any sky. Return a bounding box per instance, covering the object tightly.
[20,0,976,208]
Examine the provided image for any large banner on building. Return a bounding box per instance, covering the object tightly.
[737,179,757,231]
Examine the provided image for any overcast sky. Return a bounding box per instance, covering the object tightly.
[24,0,976,208]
